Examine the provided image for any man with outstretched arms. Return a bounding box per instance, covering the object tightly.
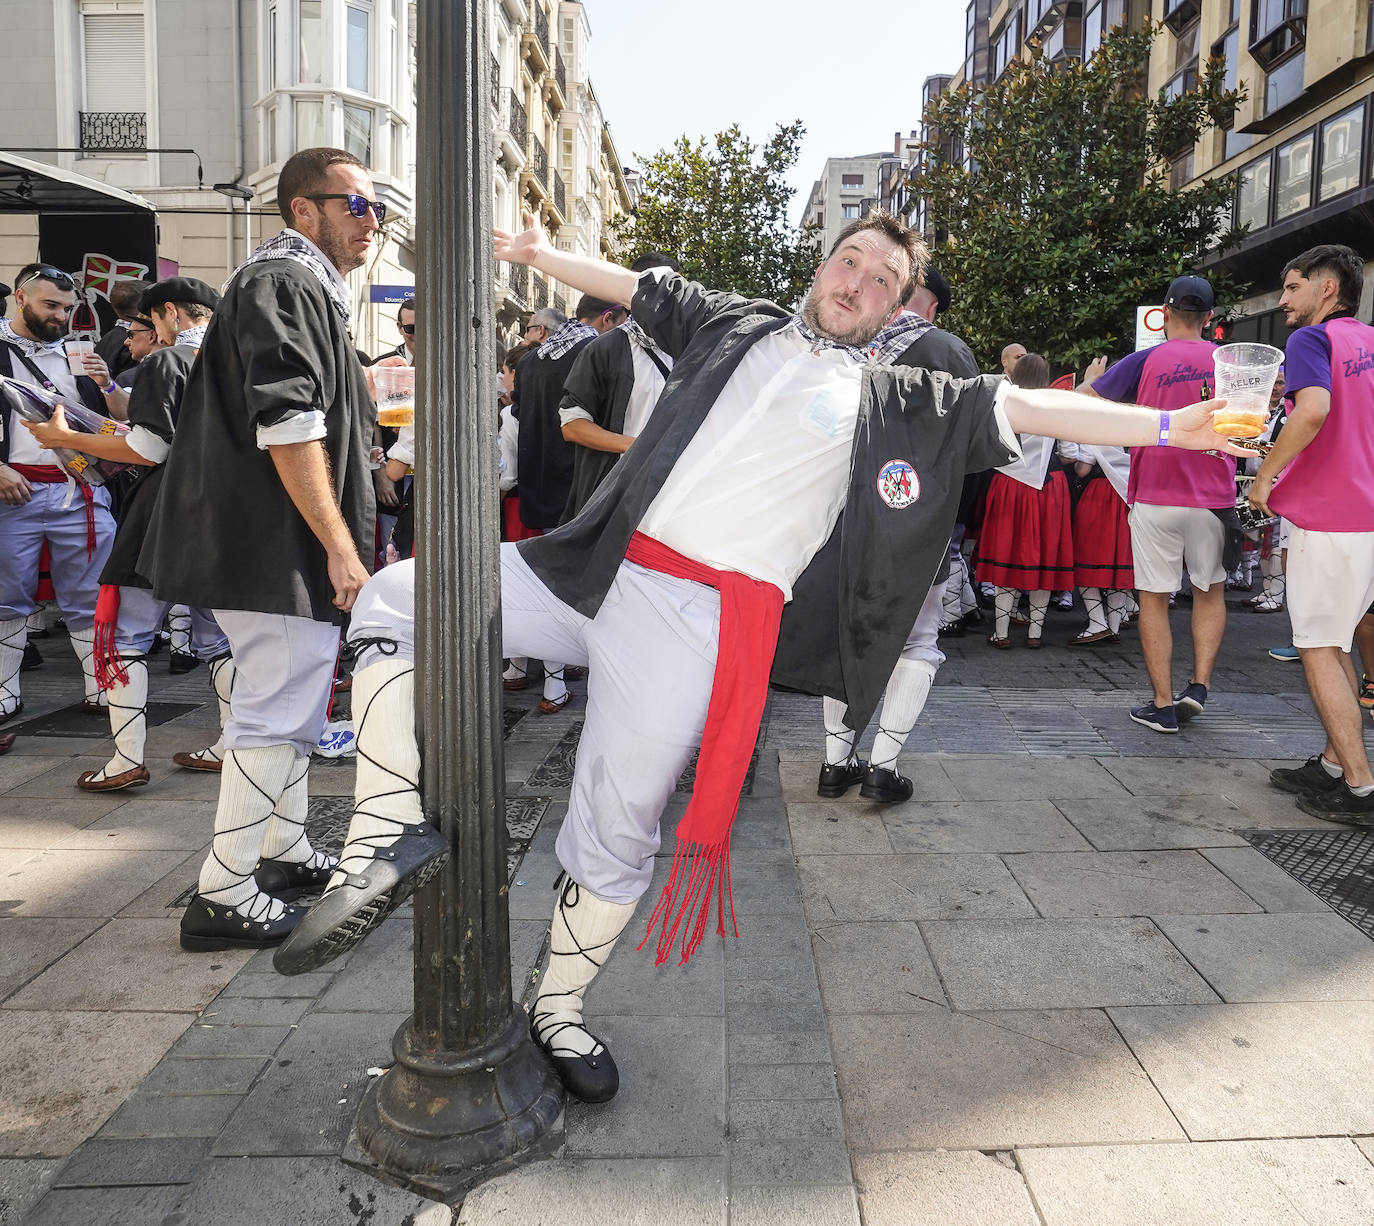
[275,210,1248,1113]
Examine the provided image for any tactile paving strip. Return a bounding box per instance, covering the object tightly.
[1244,827,1374,939]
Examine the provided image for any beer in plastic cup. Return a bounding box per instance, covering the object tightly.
[65,339,94,378]
[1211,342,1283,439]
[372,365,415,427]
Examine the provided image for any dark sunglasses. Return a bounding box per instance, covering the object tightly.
[127,326,156,337]
[305,193,386,223]
[15,266,75,293]
[400,323,415,335]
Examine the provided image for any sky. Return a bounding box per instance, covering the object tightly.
[579,0,968,226]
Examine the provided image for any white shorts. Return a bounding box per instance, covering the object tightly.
[1128,503,1227,594]
[1286,527,1374,651]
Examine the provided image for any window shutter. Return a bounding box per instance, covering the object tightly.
[83,13,147,112]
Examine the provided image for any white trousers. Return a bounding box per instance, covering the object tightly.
[213,609,339,756]
[350,545,720,902]
[899,582,947,669]
[115,586,228,659]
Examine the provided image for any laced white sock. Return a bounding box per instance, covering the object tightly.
[198,744,298,917]
[1080,588,1108,635]
[869,659,936,772]
[542,664,568,705]
[86,656,147,779]
[68,625,107,706]
[1106,589,1129,635]
[327,656,423,888]
[994,587,1016,639]
[503,657,528,683]
[1027,590,1050,642]
[168,605,192,654]
[0,616,24,717]
[532,877,636,1058]
[183,655,235,765]
[259,753,332,871]
[822,696,857,766]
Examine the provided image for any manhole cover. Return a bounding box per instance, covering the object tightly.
[1244,828,1374,938]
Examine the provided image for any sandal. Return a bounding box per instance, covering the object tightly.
[987,634,1012,649]
[1069,628,1116,646]
[538,692,572,715]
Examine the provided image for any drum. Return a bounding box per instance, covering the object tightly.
[1235,475,1278,533]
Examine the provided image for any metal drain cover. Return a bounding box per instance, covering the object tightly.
[1244,828,1374,938]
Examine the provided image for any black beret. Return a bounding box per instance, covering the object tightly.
[140,276,220,313]
[923,266,952,316]
[0,282,11,299]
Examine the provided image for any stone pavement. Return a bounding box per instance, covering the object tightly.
[3,596,1374,1225]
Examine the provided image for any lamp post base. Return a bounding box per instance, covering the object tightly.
[343,1009,565,1202]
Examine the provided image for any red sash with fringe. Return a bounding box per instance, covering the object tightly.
[11,464,97,558]
[624,532,784,966]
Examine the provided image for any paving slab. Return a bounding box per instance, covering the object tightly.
[729,1099,844,1140]
[1096,756,1274,798]
[0,1158,60,1226]
[0,795,126,847]
[729,1137,852,1186]
[797,853,1034,925]
[168,1155,451,1225]
[1154,912,1374,1002]
[0,917,102,1001]
[1050,795,1319,851]
[167,1022,294,1060]
[0,847,188,917]
[811,921,947,1013]
[21,1184,183,1226]
[457,1156,726,1226]
[853,1150,1039,1226]
[727,1031,833,1067]
[727,1184,859,1226]
[882,799,1092,853]
[1199,846,1331,912]
[581,927,723,1018]
[563,1016,725,1158]
[52,1136,211,1187]
[0,756,70,794]
[940,756,1129,800]
[1110,1002,1374,1138]
[97,1089,242,1140]
[4,917,253,1011]
[50,798,215,851]
[114,849,203,918]
[923,917,1220,1010]
[1019,1138,1374,1225]
[779,755,961,804]
[1004,850,1264,917]
[829,1008,1184,1151]
[1358,1137,1374,1165]
[0,1009,191,1156]
[211,1010,407,1156]
[786,803,892,855]
[312,904,413,1012]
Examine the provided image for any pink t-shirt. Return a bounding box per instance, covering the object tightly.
[1270,316,1374,531]
[1095,338,1235,509]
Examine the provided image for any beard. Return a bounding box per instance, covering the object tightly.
[21,303,67,344]
[800,289,883,348]
[313,213,366,274]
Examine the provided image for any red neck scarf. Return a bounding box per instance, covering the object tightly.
[624,532,785,966]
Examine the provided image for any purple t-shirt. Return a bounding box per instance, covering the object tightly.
[1093,338,1234,509]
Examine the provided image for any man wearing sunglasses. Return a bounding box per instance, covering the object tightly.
[94,278,152,384]
[0,263,120,726]
[139,147,379,953]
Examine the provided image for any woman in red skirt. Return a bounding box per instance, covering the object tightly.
[1068,445,1135,644]
[975,354,1075,647]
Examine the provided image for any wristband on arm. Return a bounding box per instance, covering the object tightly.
[1156,411,1171,447]
[101,381,117,394]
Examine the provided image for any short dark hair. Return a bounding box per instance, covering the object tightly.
[1284,244,1364,312]
[109,279,151,317]
[152,300,214,324]
[1010,352,1051,389]
[276,147,367,224]
[1167,306,1211,333]
[630,250,680,273]
[14,263,75,294]
[575,294,623,321]
[397,296,415,322]
[825,210,928,302]
[502,341,536,371]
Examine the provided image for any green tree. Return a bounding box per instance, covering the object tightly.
[614,120,821,307]
[914,23,1245,372]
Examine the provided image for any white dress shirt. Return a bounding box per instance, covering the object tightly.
[4,345,80,467]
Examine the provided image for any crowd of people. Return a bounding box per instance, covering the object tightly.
[1,144,1370,1112]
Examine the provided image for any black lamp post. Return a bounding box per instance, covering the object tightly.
[342,0,564,1199]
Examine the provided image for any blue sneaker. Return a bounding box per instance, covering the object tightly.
[1173,682,1207,723]
[314,722,356,758]
[1269,645,1300,662]
[1130,702,1179,733]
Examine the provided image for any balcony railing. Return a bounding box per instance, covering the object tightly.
[553,170,566,217]
[490,53,501,114]
[535,5,550,56]
[533,274,549,309]
[79,111,147,153]
[553,293,566,316]
[553,47,566,99]
[507,89,527,149]
[531,135,548,188]
[507,261,529,303]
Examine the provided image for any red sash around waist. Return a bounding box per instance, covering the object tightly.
[623,531,785,966]
[10,463,98,558]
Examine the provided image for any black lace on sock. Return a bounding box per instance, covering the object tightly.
[532,877,615,1058]
[90,655,146,777]
[0,619,24,711]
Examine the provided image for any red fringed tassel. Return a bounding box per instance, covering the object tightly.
[637,834,739,967]
[92,584,127,690]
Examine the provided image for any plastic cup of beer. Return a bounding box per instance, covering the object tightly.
[372,365,415,428]
[1211,342,1283,439]
[65,339,94,378]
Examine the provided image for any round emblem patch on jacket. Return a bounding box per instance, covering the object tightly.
[877,459,919,509]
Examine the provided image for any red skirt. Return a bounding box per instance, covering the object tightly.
[975,469,1075,590]
[1073,475,1134,589]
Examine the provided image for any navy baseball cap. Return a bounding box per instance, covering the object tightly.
[1165,275,1214,312]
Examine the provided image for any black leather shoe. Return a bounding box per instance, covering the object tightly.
[530,1011,620,1104]
[860,764,914,804]
[21,642,41,670]
[817,759,867,798]
[255,856,337,900]
[169,651,201,675]
[273,823,449,975]
[179,894,303,952]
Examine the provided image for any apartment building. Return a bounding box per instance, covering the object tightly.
[0,0,632,354]
[802,154,892,255]
[911,0,1374,333]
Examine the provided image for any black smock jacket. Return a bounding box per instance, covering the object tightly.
[139,262,375,623]
[100,342,196,588]
[519,273,1018,732]
[513,338,593,530]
